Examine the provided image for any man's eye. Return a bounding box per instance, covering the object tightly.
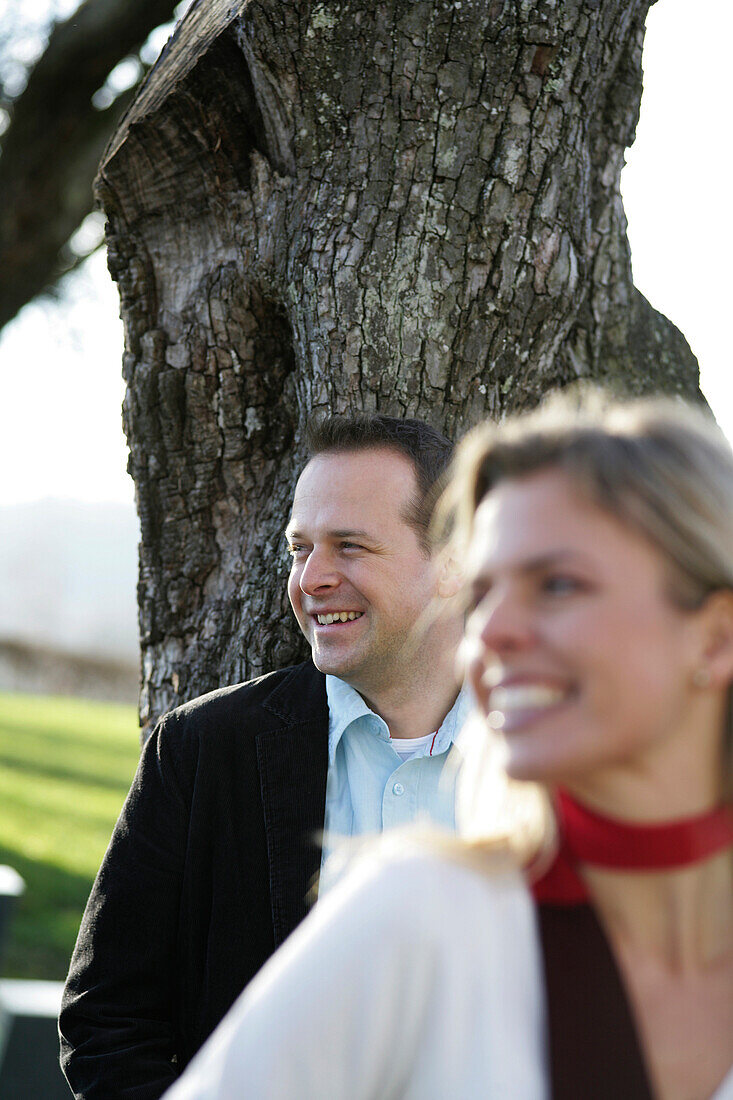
[287,545,308,557]
[340,542,363,551]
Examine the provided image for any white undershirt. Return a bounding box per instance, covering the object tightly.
[388,731,437,762]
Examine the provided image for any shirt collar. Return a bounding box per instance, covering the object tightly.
[325,674,470,765]
[431,688,470,756]
[325,675,388,764]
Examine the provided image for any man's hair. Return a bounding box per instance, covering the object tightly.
[305,413,454,546]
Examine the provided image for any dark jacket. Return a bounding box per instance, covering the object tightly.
[59,662,329,1100]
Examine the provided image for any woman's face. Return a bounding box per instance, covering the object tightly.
[462,467,721,790]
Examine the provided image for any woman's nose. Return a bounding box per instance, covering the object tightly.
[463,592,535,712]
[471,590,535,656]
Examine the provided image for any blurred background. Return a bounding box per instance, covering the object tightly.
[0,1,189,1092]
[0,0,730,1090]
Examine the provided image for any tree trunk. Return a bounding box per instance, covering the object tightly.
[95,0,701,735]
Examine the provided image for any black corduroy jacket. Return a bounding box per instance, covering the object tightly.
[59,661,329,1100]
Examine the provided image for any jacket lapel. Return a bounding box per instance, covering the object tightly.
[256,664,329,947]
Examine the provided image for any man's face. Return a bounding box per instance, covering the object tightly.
[286,447,437,701]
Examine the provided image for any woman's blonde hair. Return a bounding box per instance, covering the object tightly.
[438,387,733,853]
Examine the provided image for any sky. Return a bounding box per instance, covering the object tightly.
[0,0,730,507]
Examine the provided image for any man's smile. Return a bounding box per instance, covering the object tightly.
[313,611,365,625]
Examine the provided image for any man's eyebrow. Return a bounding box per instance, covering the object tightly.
[328,529,372,539]
[284,528,374,541]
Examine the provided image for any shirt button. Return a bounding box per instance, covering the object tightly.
[392,782,405,796]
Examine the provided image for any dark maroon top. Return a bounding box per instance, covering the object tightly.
[538,901,655,1099]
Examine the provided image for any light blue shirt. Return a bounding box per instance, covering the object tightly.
[320,675,468,882]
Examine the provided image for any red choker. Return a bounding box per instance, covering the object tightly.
[532,789,733,904]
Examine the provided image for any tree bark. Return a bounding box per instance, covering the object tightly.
[0,0,179,331]
[95,0,701,734]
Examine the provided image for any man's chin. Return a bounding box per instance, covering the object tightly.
[309,641,365,681]
[310,652,355,678]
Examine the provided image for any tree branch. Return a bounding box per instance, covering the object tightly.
[0,0,179,332]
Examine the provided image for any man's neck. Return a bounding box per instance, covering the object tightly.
[356,676,461,739]
[330,618,465,739]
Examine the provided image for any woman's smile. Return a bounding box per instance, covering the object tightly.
[487,680,574,733]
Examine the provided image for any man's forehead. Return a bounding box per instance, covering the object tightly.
[293,449,416,499]
[288,449,418,529]
[287,486,387,530]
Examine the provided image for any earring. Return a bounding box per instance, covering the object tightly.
[692,666,712,688]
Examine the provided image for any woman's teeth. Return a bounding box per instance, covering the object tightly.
[316,612,364,625]
[490,685,566,711]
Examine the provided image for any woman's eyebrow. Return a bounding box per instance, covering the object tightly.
[519,549,594,573]
[469,548,594,585]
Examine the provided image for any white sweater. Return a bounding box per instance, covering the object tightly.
[164,848,548,1100]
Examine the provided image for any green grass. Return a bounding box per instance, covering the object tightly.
[0,691,140,979]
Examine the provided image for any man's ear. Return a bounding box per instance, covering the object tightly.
[697,589,733,688]
[436,552,463,600]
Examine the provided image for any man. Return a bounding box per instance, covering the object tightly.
[59,414,465,1100]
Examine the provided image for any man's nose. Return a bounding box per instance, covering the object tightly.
[298,547,341,595]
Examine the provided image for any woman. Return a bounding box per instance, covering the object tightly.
[166,391,733,1100]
